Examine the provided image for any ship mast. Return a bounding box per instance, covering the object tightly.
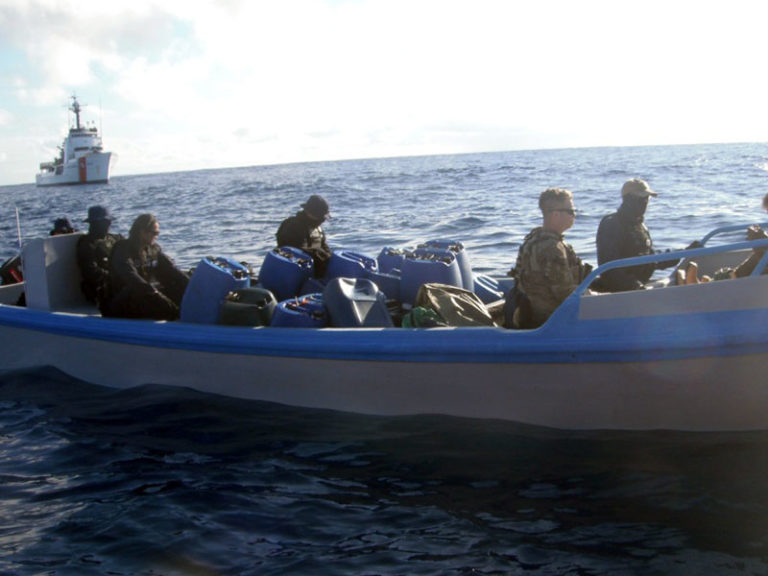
[70,95,83,131]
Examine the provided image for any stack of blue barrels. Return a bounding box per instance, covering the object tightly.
[248,239,504,328]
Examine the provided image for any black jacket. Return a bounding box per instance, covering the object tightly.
[77,232,123,305]
[596,205,658,292]
[276,211,332,277]
[110,238,188,304]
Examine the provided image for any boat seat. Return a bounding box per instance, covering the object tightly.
[21,233,99,314]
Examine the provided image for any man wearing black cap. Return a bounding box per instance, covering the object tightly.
[50,217,76,236]
[77,205,123,313]
[276,195,333,277]
[596,178,681,292]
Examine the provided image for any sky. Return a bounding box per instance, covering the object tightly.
[1,0,767,186]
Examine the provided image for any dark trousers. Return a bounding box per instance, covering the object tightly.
[105,287,181,320]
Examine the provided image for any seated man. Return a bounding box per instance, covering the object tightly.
[732,193,768,278]
[50,217,77,236]
[733,225,768,278]
[106,214,189,320]
[510,187,592,328]
[77,205,123,314]
[595,179,681,292]
[681,192,768,284]
[276,195,333,277]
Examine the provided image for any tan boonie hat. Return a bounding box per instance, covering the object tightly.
[621,178,658,198]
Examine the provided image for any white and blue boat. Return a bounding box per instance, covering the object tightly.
[1,224,767,431]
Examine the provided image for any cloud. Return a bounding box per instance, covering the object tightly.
[1,0,195,99]
[0,0,766,185]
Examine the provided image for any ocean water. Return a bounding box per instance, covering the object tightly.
[1,143,768,574]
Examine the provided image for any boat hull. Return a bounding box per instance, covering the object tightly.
[36,152,112,186]
[3,227,768,431]
[1,303,767,431]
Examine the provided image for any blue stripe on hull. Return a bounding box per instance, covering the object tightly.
[1,303,767,365]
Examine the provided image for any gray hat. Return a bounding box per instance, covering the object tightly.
[84,205,113,222]
[621,178,658,198]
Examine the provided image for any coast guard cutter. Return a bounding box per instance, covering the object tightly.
[36,96,114,186]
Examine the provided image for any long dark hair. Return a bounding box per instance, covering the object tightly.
[129,213,158,242]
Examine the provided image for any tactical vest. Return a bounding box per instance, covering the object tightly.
[512,227,584,327]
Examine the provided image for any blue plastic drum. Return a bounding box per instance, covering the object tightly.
[418,240,473,290]
[258,247,314,302]
[364,268,401,302]
[270,294,328,327]
[377,247,407,274]
[299,276,327,296]
[323,277,393,327]
[325,249,377,280]
[400,248,462,305]
[181,257,251,324]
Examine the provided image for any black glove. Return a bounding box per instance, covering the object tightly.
[746,225,768,242]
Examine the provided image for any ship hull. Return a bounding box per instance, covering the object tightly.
[36,152,112,186]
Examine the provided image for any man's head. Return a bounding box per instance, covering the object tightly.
[129,213,160,247]
[621,178,657,217]
[540,187,576,234]
[622,178,657,200]
[50,217,76,236]
[84,205,113,236]
[302,195,331,223]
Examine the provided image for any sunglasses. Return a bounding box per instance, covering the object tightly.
[549,208,577,216]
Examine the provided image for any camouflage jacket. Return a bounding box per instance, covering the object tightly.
[512,227,587,327]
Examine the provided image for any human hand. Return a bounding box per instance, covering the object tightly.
[746,225,768,241]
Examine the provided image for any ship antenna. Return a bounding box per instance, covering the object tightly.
[71,94,82,130]
[15,206,23,254]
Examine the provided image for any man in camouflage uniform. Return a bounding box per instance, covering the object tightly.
[511,187,591,328]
